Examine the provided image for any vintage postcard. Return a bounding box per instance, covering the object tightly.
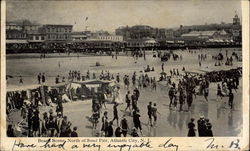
[1,0,249,150]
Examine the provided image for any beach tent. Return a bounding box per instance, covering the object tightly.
[73,80,112,91]
[71,80,115,99]
[7,84,40,92]
[45,82,70,95]
[44,82,71,103]
[6,84,42,109]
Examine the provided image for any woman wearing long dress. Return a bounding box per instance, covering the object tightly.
[187,118,196,137]
[113,87,123,104]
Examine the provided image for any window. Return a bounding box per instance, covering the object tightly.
[36,36,39,40]
[41,36,44,40]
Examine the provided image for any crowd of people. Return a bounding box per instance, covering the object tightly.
[187,116,213,137]
[89,86,142,137]
[7,47,242,137]
[7,91,79,137]
[86,63,240,137]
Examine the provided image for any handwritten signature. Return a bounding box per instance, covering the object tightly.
[205,138,241,150]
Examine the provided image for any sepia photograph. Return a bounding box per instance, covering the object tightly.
[4,0,244,139]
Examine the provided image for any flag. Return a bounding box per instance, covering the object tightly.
[85,17,88,21]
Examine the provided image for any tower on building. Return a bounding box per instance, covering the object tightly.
[233,11,240,25]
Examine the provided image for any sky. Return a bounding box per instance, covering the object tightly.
[6,0,242,32]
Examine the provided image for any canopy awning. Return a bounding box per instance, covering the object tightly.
[7,84,40,92]
[72,79,112,85]
[46,82,70,88]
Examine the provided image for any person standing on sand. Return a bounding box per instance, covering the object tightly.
[55,75,60,84]
[42,73,46,84]
[217,84,223,100]
[168,86,175,107]
[112,103,119,126]
[120,116,129,137]
[204,87,209,102]
[132,109,143,136]
[101,111,109,137]
[187,118,196,137]
[151,103,160,127]
[147,102,153,126]
[38,73,41,84]
[125,91,131,113]
[116,73,120,83]
[19,76,23,84]
[228,90,234,109]
[106,121,114,137]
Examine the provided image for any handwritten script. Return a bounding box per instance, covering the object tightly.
[12,139,66,151]
[107,139,152,151]
[159,138,179,151]
[11,137,242,151]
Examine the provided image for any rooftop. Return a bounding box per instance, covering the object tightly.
[44,24,73,27]
[181,30,228,37]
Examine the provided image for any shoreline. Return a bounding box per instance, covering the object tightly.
[6,47,242,59]
[6,53,113,59]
